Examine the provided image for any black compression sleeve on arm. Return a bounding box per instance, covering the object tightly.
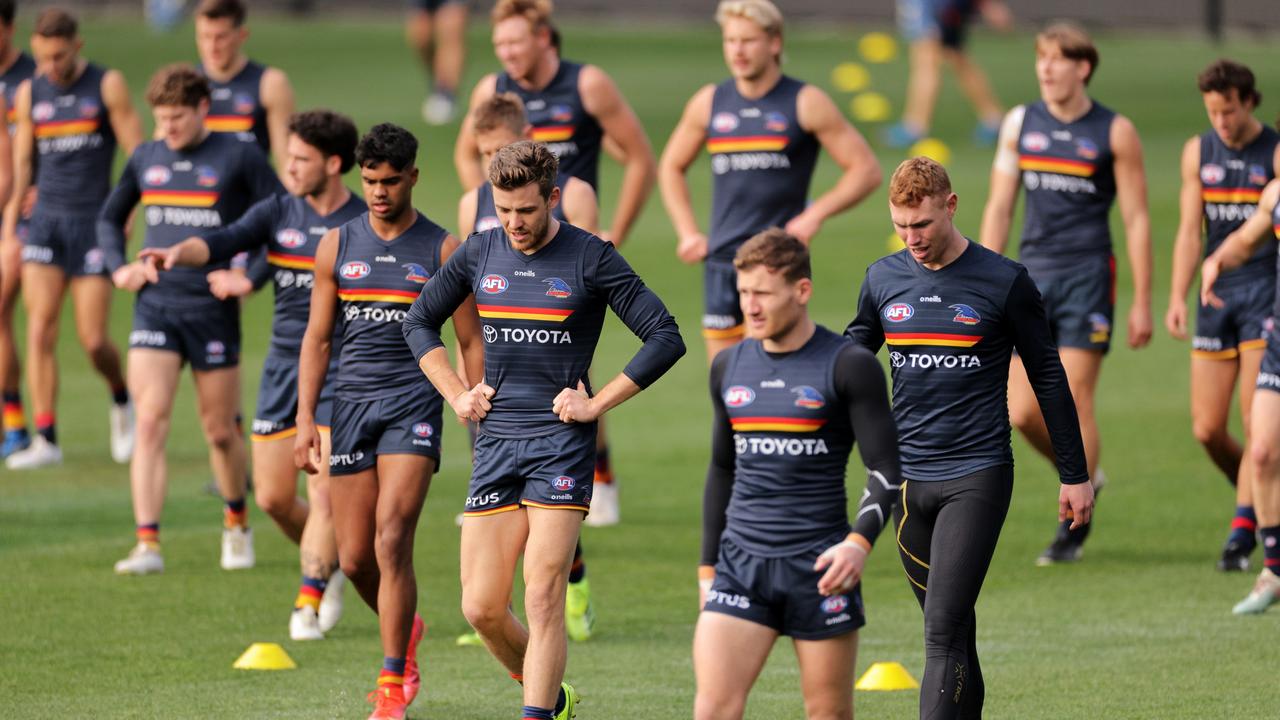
[844,273,886,353]
[96,155,141,273]
[838,344,903,545]
[403,240,475,361]
[1005,268,1090,484]
[203,195,278,264]
[591,241,686,388]
[702,352,735,567]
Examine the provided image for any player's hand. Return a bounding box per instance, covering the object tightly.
[553,380,599,424]
[814,536,868,597]
[206,269,253,300]
[294,417,323,474]
[1164,301,1188,340]
[697,565,715,609]
[981,0,1014,31]
[676,231,708,265]
[20,187,36,219]
[138,247,179,284]
[1201,255,1226,309]
[112,262,148,292]
[1127,302,1153,349]
[1059,481,1095,530]
[450,382,495,423]
[783,212,822,246]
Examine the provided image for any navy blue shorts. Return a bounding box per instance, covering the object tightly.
[1193,280,1272,360]
[1031,257,1115,354]
[704,532,866,640]
[1257,325,1280,394]
[464,423,594,517]
[21,213,106,277]
[251,352,336,441]
[329,391,443,476]
[702,260,743,340]
[407,0,466,11]
[129,299,240,371]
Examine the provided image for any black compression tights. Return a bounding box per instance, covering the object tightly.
[893,465,1014,720]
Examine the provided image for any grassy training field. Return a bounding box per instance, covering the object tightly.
[1,12,1278,718]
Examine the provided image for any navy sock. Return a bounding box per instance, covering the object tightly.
[1262,526,1280,576]
[1229,506,1258,545]
[521,707,554,720]
[555,685,567,714]
[110,385,129,407]
[569,541,586,584]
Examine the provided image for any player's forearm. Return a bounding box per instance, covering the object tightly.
[979,199,1013,254]
[419,346,469,404]
[607,154,656,243]
[454,140,484,190]
[296,337,331,423]
[1125,218,1153,304]
[809,164,882,225]
[1167,227,1202,303]
[701,461,734,566]
[658,165,701,238]
[96,217,131,273]
[457,332,484,390]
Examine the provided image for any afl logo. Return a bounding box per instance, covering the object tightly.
[412,423,433,438]
[821,595,849,614]
[1021,132,1050,152]
[481,274,509,294]
[233,92,255,115]
[884,303,914,323]
[144,165,172,186]
[724,385,755,408]
[340,261,371,280]
[206,340,226,356]
[32,101,55,122]
[549,104,573,123]
[712,112,739,133]
[276,229,306,249]
[552,475,575,491]
[1201,164,1226,185]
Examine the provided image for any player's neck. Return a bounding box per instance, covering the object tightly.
[922,230,969,271]
[370,209,417,241]
[763,316,815,354]
[521,54,560,92]
[53,58,88,89]
[306,181,351,217]
[204,54,248,83]
[734,65,782,100]
[176,127,211,153]
[0,46,20,76]
[1223,118,1264,150]
[1044,91,1092,124]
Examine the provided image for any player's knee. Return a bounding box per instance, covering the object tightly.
[461,594,507,634]
[800,701,851,720]
[521,576,564,624]
[1249,441,1280,477]
[923,607,972,651]
[27,319,58,351]
[339,548,376,585]
[693,691,745,720]
[1007,403,1038,432]
[1192,418,1229,449]
[201,420,240,452]
[133,411,169,446]
[374,522,413,566]
[254,487,295,521]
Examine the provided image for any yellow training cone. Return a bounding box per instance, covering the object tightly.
[858,32,899,64]
[887,232,904,252]
[850,92,892,123]
[909,138,952,166]
[856,661,920,691]
[233,642,297,671]
[831,62,870,93]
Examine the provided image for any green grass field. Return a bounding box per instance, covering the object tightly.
[1,12,1278,718]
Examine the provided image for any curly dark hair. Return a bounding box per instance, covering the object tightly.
[355,123,418,172]
[290,110,358,173]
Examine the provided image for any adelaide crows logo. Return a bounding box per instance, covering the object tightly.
[544,277,573,298]
[402,263,430,283]
[949,303,981,325]
[792,385,825,409]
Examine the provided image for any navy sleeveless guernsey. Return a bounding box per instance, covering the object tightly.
[495,61,602,189]
[474,177,567,234]
[718,326,857,557]
[1199,126,1279,289]
[30,63,117,215]
[203,59,270,154]
[334,213,446,400]
[706,75,819,264]
[0,52,35,131]
[1016,100,1117,275]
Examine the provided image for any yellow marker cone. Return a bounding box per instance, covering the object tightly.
[908,138,952,166]
[856,661,920,691]
[887,232,904,252]
[850,92,892,123]
[831,62,870,93]
[233,642,297,671]
[858,32,899,64]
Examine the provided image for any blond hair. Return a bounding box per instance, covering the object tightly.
[715,0,783,37]
[491,0,552,28]
[1036,22,1099,84]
